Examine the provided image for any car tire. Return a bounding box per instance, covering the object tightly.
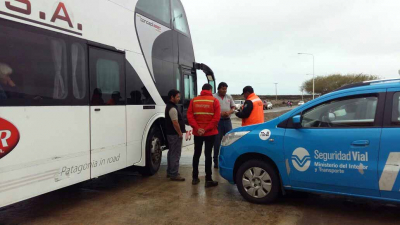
[139,126,163,176]
[236,160,280,204]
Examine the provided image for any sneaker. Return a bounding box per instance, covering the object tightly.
[170,176,185,182]
[192,178,200,185]
[205,180,218,188]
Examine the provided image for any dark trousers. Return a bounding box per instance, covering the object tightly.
[214,119,233,163]
[193,135,216,181]
[167,135,183,178]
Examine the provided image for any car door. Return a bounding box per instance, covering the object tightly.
[379,89,400,199]
[89,46,127,178]
[284,92,385,197]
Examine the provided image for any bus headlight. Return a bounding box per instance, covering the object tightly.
[221,131,250,147]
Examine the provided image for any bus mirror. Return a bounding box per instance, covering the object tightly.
[193,62,214,76]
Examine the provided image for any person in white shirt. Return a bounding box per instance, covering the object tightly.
[212,82,235,168]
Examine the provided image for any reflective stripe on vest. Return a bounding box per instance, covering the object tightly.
[194,112,215,115]
[192,95,216,128]
[193,100,214,102]
[242,94,264,126]
[251,98,262,103]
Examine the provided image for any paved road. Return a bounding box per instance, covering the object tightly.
[230,106,297,119]
[263,106,298,113]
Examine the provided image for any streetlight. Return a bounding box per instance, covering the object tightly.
[298,53,315,99]
[274,83,278,102]
[306,73,316,99]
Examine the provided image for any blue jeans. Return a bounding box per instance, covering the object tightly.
[214,118,233,163]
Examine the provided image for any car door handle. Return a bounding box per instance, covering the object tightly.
[351,140,370,146]
[94,108,101,112]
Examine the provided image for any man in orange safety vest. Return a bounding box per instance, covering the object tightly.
[235,86,264,126]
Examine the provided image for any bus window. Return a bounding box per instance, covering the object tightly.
[89,48,126,106]
[0,20,88,106]
[126,61,155,105]
[184,75,190,101]
[189,75,196,99]
[71,43,87,100]
[184,73,196,108]
[136,0,171,26]
[50,39,68,100]
[171,0,190,35]
[175,67,181,92]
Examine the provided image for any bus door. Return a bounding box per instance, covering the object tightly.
[89,46,127,178]
[180,64,215,122]
[182,67,197,125]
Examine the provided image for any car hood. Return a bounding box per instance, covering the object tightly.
[227,117,281,134]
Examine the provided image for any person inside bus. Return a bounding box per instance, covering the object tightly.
[0,63,17,100]
[128,90,142,105]
[106,91,123,105]
[91,88,105,105]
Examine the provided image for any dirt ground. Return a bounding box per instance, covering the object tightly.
[1,165,399,225]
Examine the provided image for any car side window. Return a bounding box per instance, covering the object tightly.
[391,92,400,125]
[301,95,378,128]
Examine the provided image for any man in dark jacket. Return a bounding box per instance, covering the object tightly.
[165,89,186,181]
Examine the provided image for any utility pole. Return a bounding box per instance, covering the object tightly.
[274,83,278,102]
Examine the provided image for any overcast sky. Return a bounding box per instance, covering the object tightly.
[183,0,400,95]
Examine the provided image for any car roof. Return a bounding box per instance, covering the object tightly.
[328,78,400,97]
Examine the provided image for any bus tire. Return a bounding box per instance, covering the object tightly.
[236,160,280,204]
[139,126,163,176]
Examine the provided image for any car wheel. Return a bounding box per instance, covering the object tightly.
[236,160,280,204]
[139,126,162,176]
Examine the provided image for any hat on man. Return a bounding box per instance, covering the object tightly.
[241,86,254,95]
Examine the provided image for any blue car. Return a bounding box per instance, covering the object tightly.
[219,79,400,204]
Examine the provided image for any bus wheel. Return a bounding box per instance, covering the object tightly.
[139,126,163,176]
[236,160,280,204]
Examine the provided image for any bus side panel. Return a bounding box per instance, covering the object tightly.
[126,106,157,166]
[0,106,90,208]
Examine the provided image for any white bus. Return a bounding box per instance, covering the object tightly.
[0,0,215,208]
